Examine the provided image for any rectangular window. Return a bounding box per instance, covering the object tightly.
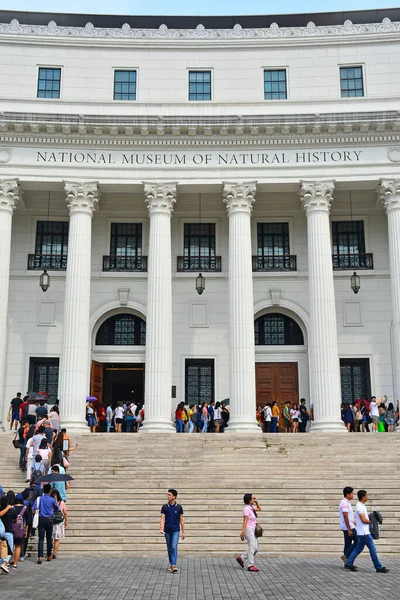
[35,221,69,256]
[340,358,371,404]
[189,71,211,101]
[110,223,142,257]
[185,359,214,406]
[340,66,364,97]
[28,357,59,403]
[184,223,215,258]
[114,70,137,101]
[264,69,287,100]
[257,223,290,257]
[332,221,365,255]
[37,68,61,99]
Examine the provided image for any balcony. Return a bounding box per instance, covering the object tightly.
[28,254,67,270]
[252,255,297,272]
[102,255,148,272]
[177,256,222,272]
[332,253,374,270]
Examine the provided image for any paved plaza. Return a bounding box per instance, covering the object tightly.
[0,557,399,600]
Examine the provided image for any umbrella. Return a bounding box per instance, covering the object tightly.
[354,398,370,410]
[35,473,74,483]
[86,396,97,402]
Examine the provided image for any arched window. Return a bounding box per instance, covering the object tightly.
[95,314,146,346]
[254,313,304,346]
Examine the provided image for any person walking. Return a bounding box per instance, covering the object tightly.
[7,392,22,431]
[51,489,67,559]
[12,494,28,569]
[33,483,59,564]
[344,490,389,573]
[339,486,358,564]
[341,403,354,432]
[236,493,262,572]
[175,402,184,433]
[201,402,209,433]
[159,489,185,573]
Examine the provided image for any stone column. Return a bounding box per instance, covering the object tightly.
[141,182,177,432]
[59,182,99,430]
[0,180,20,430]
[223,181,259,432]
[380,179,400,407]
[300,181,344,432]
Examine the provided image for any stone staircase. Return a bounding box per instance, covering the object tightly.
[1,431,399,557]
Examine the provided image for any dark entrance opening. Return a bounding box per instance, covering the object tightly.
[102,363,145,408]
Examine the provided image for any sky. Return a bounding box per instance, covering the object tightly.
[1,1,399,17]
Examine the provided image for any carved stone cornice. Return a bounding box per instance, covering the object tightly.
[64,181,99,216]
[1,18,399,42]
[300,180,335,215]
[143,182,177,216]
[223,181,257,216]
[0,178,20,214]
[379,179,400,212]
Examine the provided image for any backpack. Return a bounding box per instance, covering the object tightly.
[190,411,198,423]
[12,506,27,539]
[31,466,43,483]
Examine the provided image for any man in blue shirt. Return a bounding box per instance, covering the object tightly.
[33,483,58,563]
[160,489,185,573]
[50,465,67,502]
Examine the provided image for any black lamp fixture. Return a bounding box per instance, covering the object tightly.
[349,191,359,294]
[39,192,51,292]
[195,193,205,295]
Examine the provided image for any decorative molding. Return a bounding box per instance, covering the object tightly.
[0,178,20,214]
[270,289,282,306]
[0,18,399,41]
[118,288,130,306]
[143,181,177,216]
[300,180,335,214]
[379,179,400,212]
[223,181,257,215]
[64,181,100,216]
[387,147,400,162]
[0,148,12,163]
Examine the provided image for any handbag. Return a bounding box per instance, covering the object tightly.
[53,509,64,524]
[32,497,40,529]
[255,524,264,538]
[12,431,20,449]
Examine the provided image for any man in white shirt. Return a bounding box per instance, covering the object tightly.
[339,486,357,564]
[262,403,272,433]
[369,396,384,433]
[344,490,389,573]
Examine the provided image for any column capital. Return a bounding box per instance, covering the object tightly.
[64,181,100,216]
[0,178,21,214]
[222,181,257,216]
[300,180,335,215]
[143,182,177,216]
[379,179,400,212]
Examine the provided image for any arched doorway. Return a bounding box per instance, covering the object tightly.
[91,311,146,409]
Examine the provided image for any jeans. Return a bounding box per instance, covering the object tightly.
[126,418,135,433]
[271,417,278,433]
[263,421,271,433]
[189,420,194,433]
[19,443,26,469]
[343,528,358,558]
[0,522,13,563]
[202,417,208,433]
[241,527,259,566]
[38,517,54,558]
[164,530,180,566]
[106,420,112,433]
[175,419,183,433]
[346,534,383,570]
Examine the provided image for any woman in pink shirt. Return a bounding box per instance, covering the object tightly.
[201,402,208,433]
[236,493,262,572]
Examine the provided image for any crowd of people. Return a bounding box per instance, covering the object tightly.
[1,392,74,573]
[341,396,398,432]
[174,401,230,433]
[86,400,145,433]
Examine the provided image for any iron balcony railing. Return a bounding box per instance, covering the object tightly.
[252,255,297,272]
[27,254,67,270]
[177,256,222,272]
[102,255,148,272]
[332,253,374,270]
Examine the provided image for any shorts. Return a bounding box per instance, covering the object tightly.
[283,418,291,428]
[386,418,395,425]
[293,418,299,423]
[372,416,379,424]
[13,537,25,547]
[11,410,20,422]
[116,418,123,424]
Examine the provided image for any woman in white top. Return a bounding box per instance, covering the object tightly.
[37,437,52,471]
[24,425,36,482]
[114,402,125,433]
[290,404,300,433]
[213,401,223,433]
[48,406,61,433]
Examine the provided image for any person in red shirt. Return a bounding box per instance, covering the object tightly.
[97,403,106,432]
[19,396,30,422]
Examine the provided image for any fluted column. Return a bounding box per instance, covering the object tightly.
[300,181,344,432]
[380,179,400,406]
[141,182,177,432]
[59,182,99,430]
[0,180,20,430]
[223,181,259,432]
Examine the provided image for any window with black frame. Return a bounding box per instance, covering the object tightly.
[28,221,69,270]
[28,358,59,403]
[104,223,145,271]
[185,359,214,405]
[96,314,146,346]
[178,223,220,271]
[254,223,296,271]
[340,358,371,404]
[254,313,304,345]
[332,221,373,269]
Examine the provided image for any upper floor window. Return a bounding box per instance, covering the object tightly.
[340,66,364,98]
[110,223,142,257]
[178,223,221,272]
[257,223,289,257]
[332,221,365,255]
[114,70,137,101]
[264,70,287,100]
[189,71,211,101]
[37,68,61,99]
[28,221,69,271]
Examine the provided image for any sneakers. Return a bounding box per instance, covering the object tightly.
[236,557,244,569]
[171,566,178,573]
[376,567,389,573]
[344,564,357,572]
[0,562,9,573]
[12,565,18,569]
[247,566,259,572]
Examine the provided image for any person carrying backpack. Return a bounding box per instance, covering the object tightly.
[30,455,45,486]
[12,494,28,568]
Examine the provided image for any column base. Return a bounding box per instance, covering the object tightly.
[140,418,175,434]
[60,418,91,433]
[225,418,261,433]
[310,419,347,433]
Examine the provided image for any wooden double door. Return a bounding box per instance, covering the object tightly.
[256,363,299,420]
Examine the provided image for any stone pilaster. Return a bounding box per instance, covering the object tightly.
[59,182,99,430]
[380,179,400,408]
[300,180,344,432]
[0,180,20,430]
[223,181,259,432]
[141,182,177,432]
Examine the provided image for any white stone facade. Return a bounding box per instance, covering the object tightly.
[0,9,399,431]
